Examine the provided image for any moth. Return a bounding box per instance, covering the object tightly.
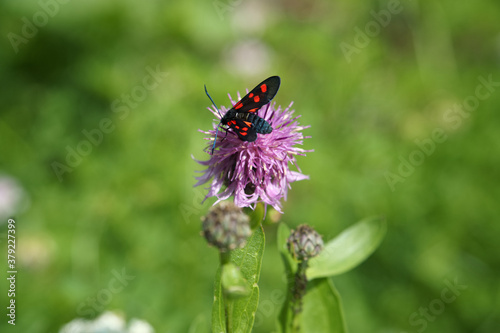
[204,76,281,154]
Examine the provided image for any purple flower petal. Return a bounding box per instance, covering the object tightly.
[194,90,312,214]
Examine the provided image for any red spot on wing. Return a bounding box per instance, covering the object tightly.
[234,101,243,109]
[249,93,254,98]
[244,121,252,126]
[253,95,260,103]
[242,127,248,131]
[261,84,267,92]
[235,126,240,129]
[248,108,257,113]
[240,132,247,136]
[228,120,236,126]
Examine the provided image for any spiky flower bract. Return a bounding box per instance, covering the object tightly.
[202,201,251,252]
[287,224,324,261]
[195,87,311,213]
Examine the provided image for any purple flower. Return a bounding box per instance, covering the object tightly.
[195,90,312,214]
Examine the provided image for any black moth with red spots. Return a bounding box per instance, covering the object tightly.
[205,76,281,154]
[221,76,280,141]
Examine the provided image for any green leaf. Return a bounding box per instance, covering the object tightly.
[231,225,265,332]
[300,278,347,333]
[277,223,296,276]
[212,266,226,333]
[188,314,210,333]
[276,223,349,333]
[307,216,387,280]
[211,225,265,333]
[276,223,295,333]
[244,203,265,229]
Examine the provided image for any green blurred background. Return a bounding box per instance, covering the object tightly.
[1,0,499,332]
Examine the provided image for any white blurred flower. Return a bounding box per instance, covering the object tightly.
[223,39,272,77]
[128,319,155,333]
[0,175,27,220]
[91,312,126,332]
[59,319,88,333]
[230,1,268,34]
[59,311,154,333]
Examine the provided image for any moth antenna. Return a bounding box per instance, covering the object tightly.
[204,85,222,117]
[204,84,222,155]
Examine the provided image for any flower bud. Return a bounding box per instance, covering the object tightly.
[287,224,324,261]
[202,201,251,252]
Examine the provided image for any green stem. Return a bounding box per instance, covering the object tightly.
[226,298,234,333]
[291,260,308,333]
[220,251,233,333]
[220,251,231,265]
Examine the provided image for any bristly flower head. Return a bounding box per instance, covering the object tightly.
[195,85,312,213]
[287,224,324,261]
[202,201,251,252]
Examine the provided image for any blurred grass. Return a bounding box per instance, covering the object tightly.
[1,0,500,332]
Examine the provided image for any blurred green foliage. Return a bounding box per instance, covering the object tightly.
[1,0,500,332]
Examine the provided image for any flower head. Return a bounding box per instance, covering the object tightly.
[202,201,251,252]
[287,224,324,261]
[195,86,311,213]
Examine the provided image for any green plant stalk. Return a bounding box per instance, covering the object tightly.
[211,210,265,333]
[291,260,308,333]
[220,251,233,333]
